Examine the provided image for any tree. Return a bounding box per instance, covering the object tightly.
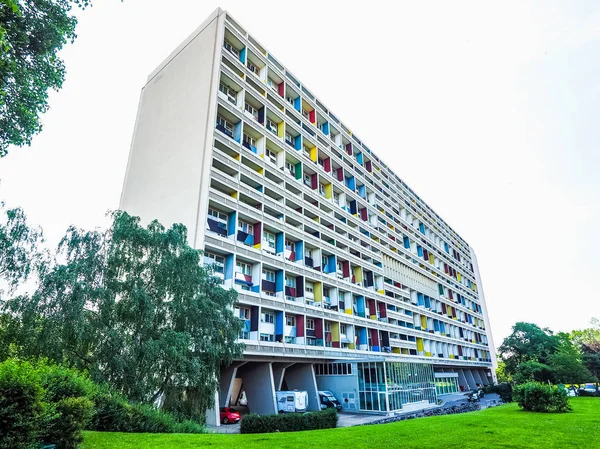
[549,333,594,384]
[571,318,600,381]
[0,201,45,296]
[498,322,559,376]
[0,0,93,157]
[4,211,243,419]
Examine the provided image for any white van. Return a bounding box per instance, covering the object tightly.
[276,390,309,413]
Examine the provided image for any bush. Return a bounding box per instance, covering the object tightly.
[513,382,571,413]
[0,359,45,449]
[240,408,338,434]
[88,386,205,434]
[483,383,513,403]
[36,362,96,449]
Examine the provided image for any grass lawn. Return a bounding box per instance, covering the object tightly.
[82,397,600,449]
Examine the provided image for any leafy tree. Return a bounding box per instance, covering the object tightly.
[4,211,243,419]
[0,0,93,157]
[498,322,559,376]
[0,202,45,295]
[513,360,555,384]
[571,318,600,381]
[495,360,512,383]
[549,333,594,384]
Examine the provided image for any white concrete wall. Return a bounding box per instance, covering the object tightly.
[120,8,225,249]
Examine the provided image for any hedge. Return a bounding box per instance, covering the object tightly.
[483,383,513,403]
[240,408,338,434]
[513,382,571,413]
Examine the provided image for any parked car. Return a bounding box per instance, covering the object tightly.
[219,407,241,424]
[580,384,598,394]
[276,390,308,413]
[319,390,342,411]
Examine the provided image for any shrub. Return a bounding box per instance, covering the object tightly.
[240,408,338,434]
[483,383,513,403]
[36,362,96,449]
[513,382,571,413]
[0,359,45,449]
[87,387,205,434]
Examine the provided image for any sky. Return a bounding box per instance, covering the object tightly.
[1,0,599,347]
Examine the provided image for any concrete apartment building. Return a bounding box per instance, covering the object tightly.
[120,8,497,422]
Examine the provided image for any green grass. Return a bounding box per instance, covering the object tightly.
[82,397,600,449]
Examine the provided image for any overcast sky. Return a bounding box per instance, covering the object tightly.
[1,0,599,345]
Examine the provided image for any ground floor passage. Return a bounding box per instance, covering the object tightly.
[210,359,493,425]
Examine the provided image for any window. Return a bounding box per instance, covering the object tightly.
[305,282,314,294]
[219,81,237,104]
[285,240,296,251]
[216,115,234,135]
[340,323,347,334]
[223,39,239,57]
[261,313,275,323]
[262,268,275,282]
[325,322,332,332]
[247,61,259,76]
[322,255,329,267]
[305,248,313,258]
[306,319,315,330]
[208,208,227,223]
[318,158,324,168]
[333,192,340,204]
[244,102,258,119]
[266,77,278,92]
[263,231,276,250]
[260,333,274,342]
[285,133,294,146]
[318,122,326,133]
[243,133,256,148]
[303,174,311,186]
[238,307,250,319]
[265,148,277,165]
[236,261,251,276]
[285,162,296,176]
[286,315,296,327]
[319,183,326,196]
[204,252,225,273]
[285,276,296,288]
[303,145,311,158]
[238,220,253,234]
[302,110,310,120]
[266,118,278,135]
[286,96,295,105]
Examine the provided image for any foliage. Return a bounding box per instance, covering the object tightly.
[512,382,571,413]
[81,399,600,449]
[0,203,45,296]
[571,318,600,380]
[240,408,338,434]
[88,384,205,434]
[37,362,96,449]
[549,333,594,384]
[498,322,559,377]
[495,360,512,383]
[0,359,44,449]
[513,360,556,384]
[0,0,97,157]
[3,211,243,420]
[483,382,513,403]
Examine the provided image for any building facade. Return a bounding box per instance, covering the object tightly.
[120,8,497,422]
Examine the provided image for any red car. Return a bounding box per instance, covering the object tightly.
[219,407,241,424]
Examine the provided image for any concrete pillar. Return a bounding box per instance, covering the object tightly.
[218,361,246,407]
[206,390,220,426]
[238,362,277,415]
[284,363,320,411]
[457,369,469,391]
[480,370,492,386]
[472,369,484,387]
[464,369,477,390]
[272,362,295,390]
